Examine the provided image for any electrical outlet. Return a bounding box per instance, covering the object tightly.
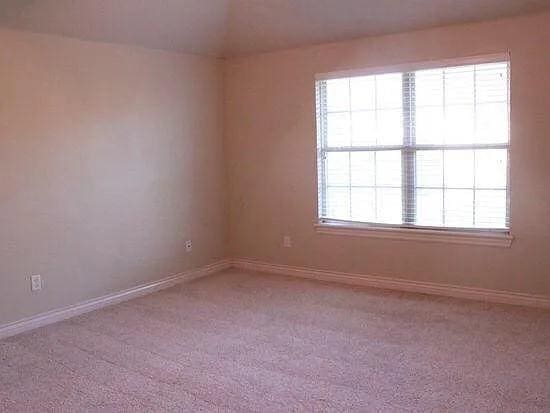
[283,235,292,248]
[185,240,193,253]
[30,274,42,292]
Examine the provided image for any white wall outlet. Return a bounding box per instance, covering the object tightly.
[283,235,292,248]
[185,240,193,253]
[30,274,42,292]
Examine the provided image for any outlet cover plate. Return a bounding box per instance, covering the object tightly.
[31,275,42,292]
[185,240,193,252]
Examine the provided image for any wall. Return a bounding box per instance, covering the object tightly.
[224,12,550,296]
[0,29,225,325]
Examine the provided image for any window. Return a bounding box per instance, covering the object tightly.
[316,57,510,235]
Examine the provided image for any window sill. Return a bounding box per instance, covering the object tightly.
[315,222,514,248]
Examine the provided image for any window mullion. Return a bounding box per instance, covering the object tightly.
[402,72,416,225]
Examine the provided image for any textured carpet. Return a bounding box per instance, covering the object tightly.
[1,268,549,412]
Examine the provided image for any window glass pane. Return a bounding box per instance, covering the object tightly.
[475,149,507,189]
[376,187,402,224]
[377,109,403,145]
[376,150,402,187]
[475,190,507,228]
[444,150,474,188]
[445,66,474,106]
[416,106,444,145]
[416,69,443,106]
[417,188,443,226]
[326,152,349,186]
[327,187,350,220]
[476,102,508,144]
[351,111,376,146]
[326,78,349,112]
[327,112,350,147]
[376,74,402,109]
[444,189,474,227]
[350,76,376,111]
[350,152,375,186]
[476,63,508,104]
[445,105,475,144]
[416,150,443,188]
[351,188,376,222]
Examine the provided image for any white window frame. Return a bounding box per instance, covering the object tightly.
[315,53,514,247]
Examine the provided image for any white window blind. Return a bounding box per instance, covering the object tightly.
[316,59,510,231]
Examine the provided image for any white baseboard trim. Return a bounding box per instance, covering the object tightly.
[230,258,550,310]
[0,259,231,340]
[3,257,546,341]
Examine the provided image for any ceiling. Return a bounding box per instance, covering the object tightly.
[0,0,549,58]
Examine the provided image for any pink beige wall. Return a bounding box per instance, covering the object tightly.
[224,12,550,296]
[0,29,225,325]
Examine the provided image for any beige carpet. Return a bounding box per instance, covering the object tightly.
[1,268,549,412]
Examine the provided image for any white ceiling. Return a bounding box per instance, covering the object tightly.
[1,0,549,58]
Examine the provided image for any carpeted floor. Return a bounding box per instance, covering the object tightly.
[1,269,549,412]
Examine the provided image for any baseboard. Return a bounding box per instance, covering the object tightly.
[3,257,547,341]
[230,258,550,310]
[0,259,231,340]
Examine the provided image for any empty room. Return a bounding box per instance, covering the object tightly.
[1,0,549,411]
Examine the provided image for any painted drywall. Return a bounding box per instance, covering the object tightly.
[0,29,225,325]
[224,12,550,296]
